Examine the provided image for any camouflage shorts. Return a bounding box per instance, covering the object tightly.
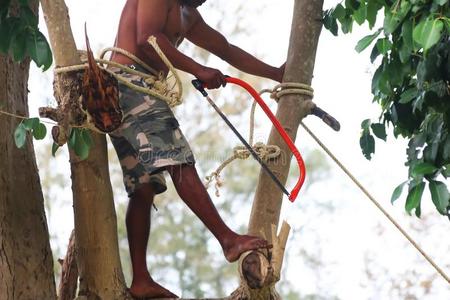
[109,65,195,197]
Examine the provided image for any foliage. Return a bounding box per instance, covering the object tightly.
[2,0,94,160]
[324,0,450,218]
[0,0,52,70]
[14,117,46,147]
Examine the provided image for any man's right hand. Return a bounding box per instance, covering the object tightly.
[195,67,227,89]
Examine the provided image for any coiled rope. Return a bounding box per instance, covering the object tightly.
[268,83,450,285]
[204,83,314,197]
[54,36,183,108]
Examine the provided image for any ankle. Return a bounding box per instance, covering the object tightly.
[219,231,239,249]
[132,271,152,284]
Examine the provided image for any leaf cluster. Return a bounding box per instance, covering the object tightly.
[14,117,46,148]
[0,0,52,70]
[324,0,450,218]
[14,117,93,160]
[61,127,93,160]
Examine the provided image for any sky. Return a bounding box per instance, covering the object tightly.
[27,0,450,298]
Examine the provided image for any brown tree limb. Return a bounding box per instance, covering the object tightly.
[58,230,78,300]
[236,0,325,298]
[39,0,129,298]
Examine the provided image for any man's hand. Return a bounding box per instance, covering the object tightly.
[195,66,227,89]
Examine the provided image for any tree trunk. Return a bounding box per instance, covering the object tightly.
[39,0,128,298]
[236,0,324,298]
[0,3,56,300]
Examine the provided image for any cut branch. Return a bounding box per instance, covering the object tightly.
[58,230,78,300]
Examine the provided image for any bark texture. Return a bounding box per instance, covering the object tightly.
[0,2,56,300]
[58,230,78,300]
[236,0,325,298]
[39,0,128,298]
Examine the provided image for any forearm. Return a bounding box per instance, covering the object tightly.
[221,45,280,81]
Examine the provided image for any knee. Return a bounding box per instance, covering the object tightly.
[128,184,155,207]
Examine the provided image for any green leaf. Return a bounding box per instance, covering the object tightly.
[353,2,367,25]
[399,87,418,104]
[32,122,47,140]
[323,10,338,36]
[0,18,12,53]
[69,128,90,160]
[442,165,450,178]
[376,38,392,55]
[332,4,346,21]
[81,129,93,147]
[341,16,354,33]
[14,123,27,148]
[19,6,37,27]
[51,142,60,157]
[429,180,450,215]
[398,42,411,63]
[366,1,380,29]
[402,19,414,50]
[355,29,381,53]
[405,182,425,215]
[11,30,28,61]
[413,18,444,51]
[360,130,375,160]
[370,44,381,63]
[68,128,77,149]
[345,0,359,11]
[391,181,408,204]
[434,0,448,6]
[371,123,387,141]
[22,117,39,130]
[74,137,90,160]
[411,162,438,177]
[27,31,52,70]
[361,119,371,131]
[384,1,411,35]
[415,202,422,218]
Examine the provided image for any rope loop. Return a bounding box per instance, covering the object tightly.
[261,82,314,102]
[54,36,183,110]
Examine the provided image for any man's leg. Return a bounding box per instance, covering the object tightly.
[167,164,269,262]
[126,183,178,298]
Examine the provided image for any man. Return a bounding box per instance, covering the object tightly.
[110,0,285,298]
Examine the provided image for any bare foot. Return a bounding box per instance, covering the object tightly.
[222,234,270,263]
[129,280,179,299]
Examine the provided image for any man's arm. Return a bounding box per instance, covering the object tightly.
[136,0,226,88]
[186,11,284,82]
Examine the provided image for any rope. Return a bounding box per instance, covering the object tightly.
[205,82,314,196]
[260,82,314,101]
[204,94,283,196]
[0,108,85,129]
[260,82,450,284]
[2,37,183,131]
[54,36,183,108]
[300,122,450,284]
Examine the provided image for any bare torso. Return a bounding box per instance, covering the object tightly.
[111,0,199,73]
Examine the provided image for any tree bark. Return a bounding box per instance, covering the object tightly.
[39,0,128,298]
[0,2,56,299]
[236,0,324,298]
[58,230,78,300]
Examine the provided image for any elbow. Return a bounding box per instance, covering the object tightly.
[137,32,163,50]
[215,44,232,61]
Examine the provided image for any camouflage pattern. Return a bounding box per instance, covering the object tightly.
[109,65,195,196]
